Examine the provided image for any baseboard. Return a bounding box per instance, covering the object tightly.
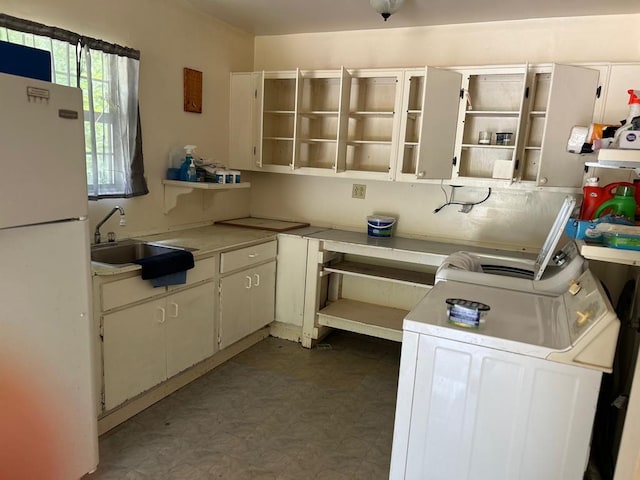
[269,321,302,343]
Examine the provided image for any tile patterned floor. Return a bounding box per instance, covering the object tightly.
[86,332,401,479]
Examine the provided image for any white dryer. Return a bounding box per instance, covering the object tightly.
[390,268,620,480]
[436,196,585,294]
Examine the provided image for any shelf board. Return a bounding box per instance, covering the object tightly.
[578,240,640,266]
[324,260,435,287]
[525,146,542,150]
[299,110,339,117]
[350,110,395,117]
[263,110,295,115]
[263,136,294,142]
[299,138,337,144]
[461,144,515,150]
[464,110,520,117]
[317,298,406,342]
[162,180,250,213]
[404,142,419,147]
[348,140,393,145]
[529,111,547,117]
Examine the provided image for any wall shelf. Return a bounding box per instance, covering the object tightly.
[161,180,251,214]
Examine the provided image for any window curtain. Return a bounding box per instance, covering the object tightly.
[0,13,148,199]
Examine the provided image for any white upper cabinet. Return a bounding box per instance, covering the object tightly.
[230,63,601,188]
[395,67,462,181]
[450,63,599,188]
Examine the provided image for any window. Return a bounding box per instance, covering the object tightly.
[0,15,148,199]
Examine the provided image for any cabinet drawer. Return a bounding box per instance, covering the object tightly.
[102,256,217,310]
[220,241,277,273]
[102,275,159,311]
[180,255,217,287]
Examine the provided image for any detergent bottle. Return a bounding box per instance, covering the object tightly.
[580,180,636,220]
[594,185,637,222]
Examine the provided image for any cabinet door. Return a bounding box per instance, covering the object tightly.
[103,299,166,410]
[344,69,403,180]
[249,261,276,332]
[452,66,528,184]
[165,282,216,378]
[261,70,299,171]
[526,64,599,187]
[396,67,462,181]
[294,69,343,172]
[229,72,262,171]
[219,269,254,349]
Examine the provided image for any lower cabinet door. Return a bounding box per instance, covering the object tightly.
[165,282,216,378]
[219,269,254,350]
[103,299,167,411]
[250,261,276,331]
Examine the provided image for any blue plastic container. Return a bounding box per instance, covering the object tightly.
[367,215,396,238]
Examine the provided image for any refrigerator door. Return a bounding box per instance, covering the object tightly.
[0,219,98,479]
[0,72,88,229]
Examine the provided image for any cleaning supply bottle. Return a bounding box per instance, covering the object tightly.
[179,145,197,182]
[613,90,640,146]
[579,177,602,220]
[594,185,637,222]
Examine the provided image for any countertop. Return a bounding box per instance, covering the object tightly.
[92,225,277,276]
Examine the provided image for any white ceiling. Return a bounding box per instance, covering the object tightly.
[186,0,640,36]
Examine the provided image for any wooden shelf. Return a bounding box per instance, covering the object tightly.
[162,180,251,214]
[317,298,406,342]
[464,110,520,117]
[324,261,435,287]
[461,144,515,149]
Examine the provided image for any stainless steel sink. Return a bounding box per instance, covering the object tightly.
[91,239,193,266]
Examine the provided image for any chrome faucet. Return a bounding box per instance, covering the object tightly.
[94,206,126,244]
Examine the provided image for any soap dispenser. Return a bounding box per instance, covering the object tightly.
[180,145,198,182]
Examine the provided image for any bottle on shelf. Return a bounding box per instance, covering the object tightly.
[180,145,198,182]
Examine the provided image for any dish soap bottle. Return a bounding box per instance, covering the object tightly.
[180,145,198,182]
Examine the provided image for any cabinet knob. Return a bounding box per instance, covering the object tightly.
[245,275,252,289]
[418,171,425,178]
[170,302,179,318]
[539,177,548,185]
[157,307,166,324]
[254,273,260,286]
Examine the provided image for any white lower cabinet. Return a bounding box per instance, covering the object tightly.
[102,281,216,411]
[219,261,276,349]
[218,241,277,350]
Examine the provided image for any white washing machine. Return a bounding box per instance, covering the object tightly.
[436,196,586,295]
[390,268,620,480]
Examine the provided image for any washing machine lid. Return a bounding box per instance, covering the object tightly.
[532,195,576,281]
[404,280,572,358]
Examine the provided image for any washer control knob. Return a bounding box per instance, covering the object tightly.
[568,280,581,295]
[575,310,592,327]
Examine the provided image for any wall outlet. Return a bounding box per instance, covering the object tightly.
[352,184,366,199]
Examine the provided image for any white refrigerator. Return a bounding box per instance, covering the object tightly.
[0,72,99,478]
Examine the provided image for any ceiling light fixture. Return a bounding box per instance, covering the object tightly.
[369,0,405,21]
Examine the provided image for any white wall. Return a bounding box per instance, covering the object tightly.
[0,0,255,237]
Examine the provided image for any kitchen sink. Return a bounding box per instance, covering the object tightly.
[91,239,194,266]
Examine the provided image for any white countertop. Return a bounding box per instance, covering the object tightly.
[92,225,277,276]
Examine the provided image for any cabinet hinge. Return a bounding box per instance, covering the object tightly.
[99,319,104,341]
[525,86,530,99]
[596,85,602,98]
[253,146,257,156]
[515,159,520,170]
[459,88,464,99]
[452,156,457,166]
[101,390,106,409]
[254,89,258,99]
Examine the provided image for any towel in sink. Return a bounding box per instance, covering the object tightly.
[133,250,194,281]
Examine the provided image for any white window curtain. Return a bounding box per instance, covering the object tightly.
[0,14,148,199]
[83,45,141,197]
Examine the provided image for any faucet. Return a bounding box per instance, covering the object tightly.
[94,206,126,244]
